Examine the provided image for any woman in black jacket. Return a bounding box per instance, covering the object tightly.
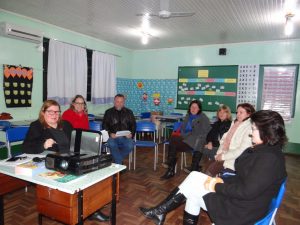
[140,110,287,225]
[22,100,73,154]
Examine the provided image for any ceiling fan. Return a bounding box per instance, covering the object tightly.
[136,0,195,19]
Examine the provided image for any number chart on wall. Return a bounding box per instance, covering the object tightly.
[177,66,238,112]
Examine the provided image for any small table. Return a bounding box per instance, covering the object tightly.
[0,163,125,225]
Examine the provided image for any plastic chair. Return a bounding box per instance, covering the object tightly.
[0,121,11,148]
[89,121,102,131]
[88,113,95,121]
[254,179,287,225]
[133,121,158,170]
[6,126,29,157]
[140,112,151,119]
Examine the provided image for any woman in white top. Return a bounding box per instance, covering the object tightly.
[206,103,255,176]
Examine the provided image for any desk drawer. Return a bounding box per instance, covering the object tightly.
[36,176,113,224]
[0,173,27,195]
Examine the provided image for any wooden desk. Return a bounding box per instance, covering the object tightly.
[0,164,125,225]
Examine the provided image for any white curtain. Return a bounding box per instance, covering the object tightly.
[92,51,116,104]
[47,39,87,105]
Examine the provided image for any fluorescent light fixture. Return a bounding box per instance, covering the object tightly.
[285,13,294,36]
[141,35,149,45]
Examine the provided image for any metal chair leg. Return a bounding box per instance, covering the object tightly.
[133,147,136,170]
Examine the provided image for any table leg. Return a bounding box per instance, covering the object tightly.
[0,195,4,225]
[111,174,117,225]
[77,190,83,225]
[38,214,42,225]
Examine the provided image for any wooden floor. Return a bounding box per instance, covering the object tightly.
[3,145,300,225]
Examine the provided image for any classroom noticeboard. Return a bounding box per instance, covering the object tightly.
[177,66,238,112]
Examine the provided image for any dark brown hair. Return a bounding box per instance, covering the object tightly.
[187,100,202,115]
[236,103,255,121]
[250,110,287,147]
[39,100,63,129]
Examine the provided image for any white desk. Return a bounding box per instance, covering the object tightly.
[0,163,125,225]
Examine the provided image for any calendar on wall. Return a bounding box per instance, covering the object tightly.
[236,64,259,108]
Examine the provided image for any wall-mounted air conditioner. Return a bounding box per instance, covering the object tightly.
[0,22,43,43]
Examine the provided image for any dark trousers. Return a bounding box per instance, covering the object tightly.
[167,136,193,163]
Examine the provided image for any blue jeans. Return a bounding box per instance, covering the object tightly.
[107,137,134,164]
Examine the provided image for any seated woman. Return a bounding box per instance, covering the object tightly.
[206,103,255,176]
[161,100,211,180]
[22,100,109,222]
[62,95,89,129]
[22,100,73,154]
[140,110,287,225]
[185,105,232,173]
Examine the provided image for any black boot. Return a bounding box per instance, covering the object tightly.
[184,151,203,173]
[88,210,110,222]
[139,188,186,225]
[160,157,177,179]
[183,211,199,225]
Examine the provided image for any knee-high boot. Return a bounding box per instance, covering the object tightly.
[160,145,177,179]
[140,188,186,225]
[183,211,199,225]
[191,151,203,172]
[160,157,177,179]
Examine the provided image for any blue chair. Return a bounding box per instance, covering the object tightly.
[0,121,11,148]
[89,121,102,131]
[254,179,287,225]
[133,121,158,170]
[140,112,151,119]
[6,126,29,157]
[88,113,95,121]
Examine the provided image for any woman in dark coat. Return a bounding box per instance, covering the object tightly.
[140,110,287,225]
[161,100,211,179]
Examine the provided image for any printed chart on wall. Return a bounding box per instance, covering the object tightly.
[177,66,238,112]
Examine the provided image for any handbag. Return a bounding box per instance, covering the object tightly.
[171,125,181,137]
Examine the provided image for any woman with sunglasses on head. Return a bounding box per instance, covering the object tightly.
[140,110,287,225]
[62,95,89,129]
[22,100,73,154]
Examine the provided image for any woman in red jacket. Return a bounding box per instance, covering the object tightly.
[62,95,89,129]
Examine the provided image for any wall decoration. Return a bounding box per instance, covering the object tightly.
[3,65,33,108]
[177,66,238,112]
[117,78,177,115]
[137,81,144,89]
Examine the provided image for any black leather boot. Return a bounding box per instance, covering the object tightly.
[184,151,203,173]
[160,157,177,179]
[183,211,199,225]
[139,188,186,225]
[88,210,110,222]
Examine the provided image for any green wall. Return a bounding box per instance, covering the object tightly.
[1,10,300,144]
[131,41,300,144]
[0,10,133,120]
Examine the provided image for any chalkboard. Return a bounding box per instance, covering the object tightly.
[177,66,238,112]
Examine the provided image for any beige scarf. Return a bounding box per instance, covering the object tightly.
[221,120,242,152]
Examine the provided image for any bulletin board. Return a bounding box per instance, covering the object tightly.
[177,66,238,112]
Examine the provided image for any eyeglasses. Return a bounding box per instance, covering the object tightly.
[74,102,85,105]
[45,110,61,115]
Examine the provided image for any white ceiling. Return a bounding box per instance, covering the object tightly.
[0,0,299,50]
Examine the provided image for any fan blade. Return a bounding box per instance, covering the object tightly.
[136,13,159,17]
[160,0,169,11]
[168,12,195,18]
